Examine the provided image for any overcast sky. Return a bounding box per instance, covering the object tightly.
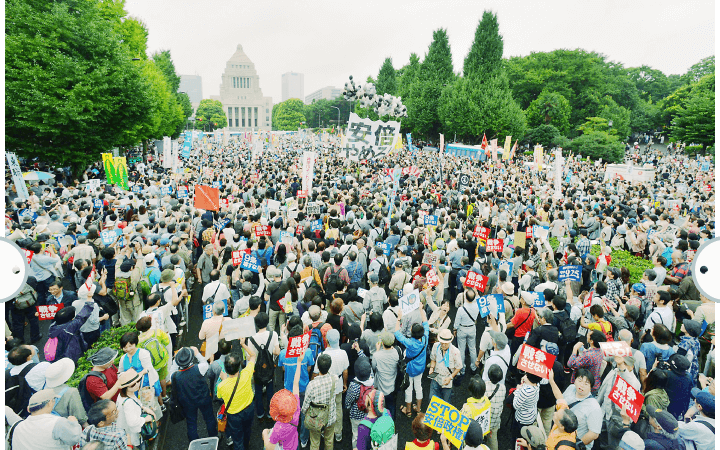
[125,0,714,105]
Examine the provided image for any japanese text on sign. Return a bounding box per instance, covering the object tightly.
[203,299,228,320]
[424,215,439,227]
[25,249,34,264]
[464,272,488,291]
[306,203,321,215]
[609,375,644,422]
[426,269,440,287]
[498,261,513,278]
[486,238,503,253]
[423,396,472,448]
[516,344,555,379]
[527,291,546,308]
[377,242,393,257]
[37,304,64,321]
[297,190,308,198]
[286,332,311,358]
[342,113,401,161]
[600,341,633,358]
[422,253,438,267]
[254,225,271,238]
[231,251,243,266]
[240,254,259,273]
[476,295,492,318]
[177,187,188,198]
[295,225,304,235]
[473,226,490,239]
[558,265,582,282]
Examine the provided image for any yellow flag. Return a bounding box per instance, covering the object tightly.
[502,136,512,160]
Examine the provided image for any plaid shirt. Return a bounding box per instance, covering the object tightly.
[82,423,128,450]
[302,373,337,425]
[485,380,506,431]
[568,347,604,391]
[576,237,591,256]
[606,278,623,301]
[671,262,689,280]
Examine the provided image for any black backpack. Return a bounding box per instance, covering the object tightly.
[5,363,37,418]
[249,333,275,384]
[377,260,391,286]
[528,273,542,291]
[78,371,107,412]
[257,248,271,269]
[325,266,345,297]
[555,310,577,346]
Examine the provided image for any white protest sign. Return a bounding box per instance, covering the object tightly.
[400,289,421,315]
[342,113,401,161]
[222,316,256,341]
[6,152,29,200]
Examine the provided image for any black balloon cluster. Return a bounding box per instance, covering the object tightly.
[342,75,408,118]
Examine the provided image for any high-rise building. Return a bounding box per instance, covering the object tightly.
[178,75,203,107]
[281,72,304,102]
[305,86,343,104]
[217,44,273,131]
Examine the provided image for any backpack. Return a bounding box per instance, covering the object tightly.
[357,384,374,412]
[139,331,169,370]
[44,336,61,362]
[555,310,577,346]
[597,321,614,342]
[137,269,154,303]
[308,322,330,362]
[377,260,391,286]
[528,273,542,291]
[249,333,275,384]
[5,363,37,417]
[113,276,134,303]
[325,267,345,297]
[367,289,385,315]
[78,371,107,412]
[360,410,396,450]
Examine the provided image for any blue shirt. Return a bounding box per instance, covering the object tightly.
[278,350,315,393]
[145,267,161,286]
[394,322,429,377]
[253,247,274,267]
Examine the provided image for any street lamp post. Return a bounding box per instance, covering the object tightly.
[330,106,340,130]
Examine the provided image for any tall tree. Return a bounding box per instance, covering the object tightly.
[682,56,715,84]
[376,57,397,96]
[195,99,228,131]
[152,50,181,93]
[396,53,421,132]
[464,10,503,80]
[273,99,306,131]
[412,28,455,139]
[525,90,571,134]
[671,74,715,150]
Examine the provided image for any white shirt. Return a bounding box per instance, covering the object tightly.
[314,347,349,395]
[202,280,231,304]
[9,361,51,392]
[643,304,674,331]
[249,330,279,356]
[482,347,511,384]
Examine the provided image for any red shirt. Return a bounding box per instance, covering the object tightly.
[86,365,119,402]
[511,308,536,338]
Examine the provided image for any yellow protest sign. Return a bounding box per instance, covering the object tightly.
[502,136,512,160]
[422,396,472,448]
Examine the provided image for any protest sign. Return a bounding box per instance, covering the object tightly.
[342,113,401,161]
[464,272,488,291]
[426,269,440,287]
[526,291,546,308]
[297,189,308,198]
[495,293,505,313]
[533,226,549,241]
[424,215,439,227]
[498,261,513,277]
[267,199,281,212]
[286,332,311,358]
[240,254,260,273]
[422,252,438,267]
[295,225,304,235]
[194,185,220,211]
[458,173,470,191]
[473,226,490,240]
[310,220,323,231]
[423,396,472,448]
[476,295,493,318]
[526,226,533,239]
[160,185,173,195]
[131,185,143,193]
[486,239,503,253]
[600,341,633,358]
[177,186,188,198]
[517,344,555,379]
[306,202,321,215]
[377,242,393,257]
[285,197,298,211]
[609,375,644,422]
[558,265,582,282]
[231,250,243,266]
[25,249,34,264]
[357,288,368,299]
[212,180,222,189]
[215,218,230,231]
[254,225,271,238]
[400,289,421,315]
[280,231,294,248]
[220,198,229,209]
[221,316,256,340]
[203,299,228,320]
[100,230,117,245]
[93,199,103,209]
[513,231,527,249]
[6,152,29,200]
[301,151,316,193]
[37,304,64,320]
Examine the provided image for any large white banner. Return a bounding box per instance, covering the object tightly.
[302,151,317,193]
[163,136,172,169]
[171,140,180,174]
[604,164,655,183]
[553,148,564,199]
[223,127,229,146]
[341,113,400,161]
[6,152,29,200]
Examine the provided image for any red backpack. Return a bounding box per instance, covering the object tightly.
[356,384,374,411]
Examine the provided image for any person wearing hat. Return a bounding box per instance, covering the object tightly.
[389,259,411,297]
[84,347,122,404]
[44,358,88,426]
[116,368,158,449]
[516,425,546,450]
[115,241,147,325]
[372,330,400,418]
[663,353,695,420]
[142,251,162,288]
[8,389,84,450]
[428,326,462,404]
[644,408,682,449]
[344,349,375,448]
[170,346,218,443]
[678,318,702,384]
[618,430,645,450]
[263,346,307,450]
[678,389,715,450]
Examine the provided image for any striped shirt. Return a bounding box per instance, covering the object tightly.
[513,384,540,425]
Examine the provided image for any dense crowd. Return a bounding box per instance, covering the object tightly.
[4,133,716,450]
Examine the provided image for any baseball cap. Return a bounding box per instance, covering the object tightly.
[488,331,508,350]
[692,389,715,415]
[647,408,678,434]
[380,331,395,347]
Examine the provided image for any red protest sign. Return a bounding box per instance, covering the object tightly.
[600,341,633,358]
[516,344,555,379]
[473,226,490,239]
[463,272,488,291]
[423,233,430,247]
[194,185,220,211]
[25,250,34,264]
[37,304,64,321]
[220,198,229,209]
[297,190,308,198]
[609,375,644,422]
[231,250,243,266]
[286,331,311,358]
[526,227,533,239]
[254,225,271,238]
[296,225,304,235]
[486,238,503,253]
[426,269,440,287]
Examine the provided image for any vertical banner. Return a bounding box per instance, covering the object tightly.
[223,127,229,146]
[163,136,172,169]
[490,139,498,161]
[301,151,316,193]
[554,148,564,199]
[406,133,413,153]
[534,145,544,170]
[102,154,129,190]
[503,136,512,160]
[6,152,29,200]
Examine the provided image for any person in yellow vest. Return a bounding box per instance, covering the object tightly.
[460,375,492,437]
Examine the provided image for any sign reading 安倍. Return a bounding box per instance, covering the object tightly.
[342,113,401,161]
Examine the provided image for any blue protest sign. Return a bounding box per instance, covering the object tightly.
[177,187,188,198]
[240,254,259,273]
[532,225,550,240]
[212,181,222,189]
[203,298,228,320]
[18,209,37,223]
[527,291,546,308]
[93,199,103,209]
[498,261,513,277]
[476,295,492,318]
[311,220,323,232]
[701,161,710,171]
[131,185,143,193]
[215,218,230,231]
[160,186,173,195]
[558,265,582,282]
[424,215,438,227]
[490,293,505,314]
[377,242,393,257]
[100,230,117,245]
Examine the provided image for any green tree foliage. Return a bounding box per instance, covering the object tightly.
[376,58,397,96]
[671,76,715,149]
[151,50,191,138]
[569,131,624,162]
[523,124,561,148]
[629,98,661,133]
[682,56,715,84]
[597,96,631,138]
[118,17,149,60]
[5,0,153,173]
[152,50,181,92]
[396,53,421,132]
[195,99,228,131]
[272,99,306,131]
[626,65,673,102]
[463,11,503,80]
[177,92,193,119]
[304,98,354,129]
[526,90,571,134]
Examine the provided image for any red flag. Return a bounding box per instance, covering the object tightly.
[510,140,518,158]
[480,133,488,149]
[194,185,220,211]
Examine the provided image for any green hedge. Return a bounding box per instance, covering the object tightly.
[67,323,136,387]
[548,237,653,284]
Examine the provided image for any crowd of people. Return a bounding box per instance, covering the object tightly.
[4,133,716,450]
